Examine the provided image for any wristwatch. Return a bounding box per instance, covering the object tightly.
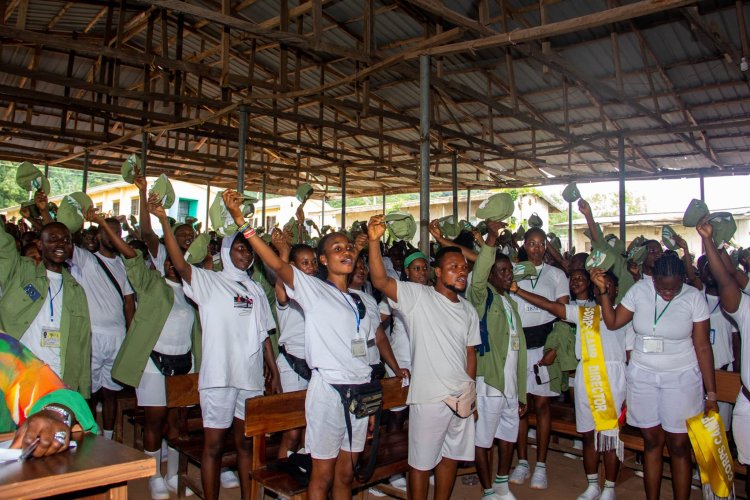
[42,404,74,428]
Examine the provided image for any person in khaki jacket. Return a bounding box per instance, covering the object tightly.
[0,197,91,399]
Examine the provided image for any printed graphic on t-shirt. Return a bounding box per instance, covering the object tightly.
[234,294,254,314]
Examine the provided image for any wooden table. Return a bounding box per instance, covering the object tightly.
[0,432,155,499]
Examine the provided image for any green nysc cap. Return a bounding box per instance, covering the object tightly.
[514,225,526,241]
[604,234,626,255]
[121,154,141,184]
[683,198,709,228]
[209,191,256,236]
[16,162,51,194]
[296,183,314,204]
[149,174,175,210]
[528,213,543,229]
[661,225,679,251]
[548,233,562,252]
[437,214,463,239]
[708,212,737,249]
[585,248,616,272]
[476,193,514,222]
[562,182,581,203]
[385,212,417,241]
[513,261,538,281]
[627,235,646,255]
[184,233,210,265]
[498,229,512,246]
[57,192,92,233]
[628,245,648,265]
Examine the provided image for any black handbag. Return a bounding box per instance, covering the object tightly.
[150,350,192,377]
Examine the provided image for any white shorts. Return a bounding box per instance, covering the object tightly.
[277,354,309,393]
[626,363,703,433]
[526,347,559,397]
[733,392,750,464]
[305,371,367,459]
[475,395,519,447]
[136,357,195,407]
[574,361,626,433]
[92,333,124,392]
[408,402,475,470]
[199,387,263,429]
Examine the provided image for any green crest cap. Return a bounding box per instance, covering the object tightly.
[628,245,648,265]
[296,183,314,204]
[57,193,88,233]
[627,235,646,254]
[121,154,141,184]
[528,212,543,228]
[385,212,417,241]
[513,261,539,281]
[475,221,488,235]
[683,198,709,228]
[437,214,463,239]
[69,191,93,214]
[708,212,737,249]
[514,225,526,240]
[498,229,512,245]
[184,233,210,264]
[562,182,581,203]
[208,191,255,236]
[16,162,51,194]
[661,225,679,251]
[149,174,175,209]
[585,248,616,272]
[476,193,514,222]
[550,235,562,252]
[604,234,626,255]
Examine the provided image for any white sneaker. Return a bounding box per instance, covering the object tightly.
[599,487,616,500]
[491,487,517,500]
[577,484,601,500]
[368,487,387,497]
[390,475,407,490]
[148,476,170,500]
[166,475,195,497]
[220,469,240,489]
[480,493,502,500]
[509,465,530,485]
[529,468,548,490]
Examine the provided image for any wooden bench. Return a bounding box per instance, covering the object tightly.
[245,377,410,500]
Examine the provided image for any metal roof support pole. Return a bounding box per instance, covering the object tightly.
[419,54,431,255]
[341,166,347,229]
[382,190,386,214]
[44,162,49,178]
[205,182,211,228]
[699,171,705,202]
[451,152,458,219]
[141,132,148,176]
[237,105,248,192]
[618,135,626,242]
[467,189,471,221]
[321,192,325,227]
[261,171,267,229]
[568,202,573,252]
[82,150,89,194]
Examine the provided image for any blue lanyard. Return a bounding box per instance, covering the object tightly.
[48,282,63,322]
[705,293,721,315]
[327,281,360,333]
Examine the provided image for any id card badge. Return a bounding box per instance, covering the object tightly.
[351,339,367,358]
[41,330,61,348]
[511,335,520,351]
[709,329,716,345]
[642,336,664,353]
[524,304,540,313]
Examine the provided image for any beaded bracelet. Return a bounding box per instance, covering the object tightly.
[243,227,256,239]
[238,221,251,233]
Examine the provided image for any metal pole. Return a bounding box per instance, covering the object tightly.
[44,162,49,178]
[568,203,573,253]
[261,171,267,229]
[237,106,248,192]
[141,132,148,176]
[419,54,431,255]
[205,182,211,228]
[451,152,458,219]
[699,171,705,202]
[82,151,89,193]
[341,166,347,229]
[466,189,471,221]
[321,194,326,227]
[618,135,626,242]
[382,190,386,214]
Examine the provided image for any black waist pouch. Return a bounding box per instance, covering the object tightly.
[280,345,312,381]
[150,350,192,377]
[330,380,383,419]
[523,321,555,349]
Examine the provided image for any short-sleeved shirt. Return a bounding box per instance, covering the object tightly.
[620,279,709,371]
[285,267,377,385]
[150,243,168,278]
[153,281,194,355]
[183,267,273,390]
[705,293,736,368]
[276,299,306,359]
[392,281,481,404]
[379,299,411,371]
[20,270,64,376]
[513,264,569,327]
[565,304,627,364]
[726,294,750,388]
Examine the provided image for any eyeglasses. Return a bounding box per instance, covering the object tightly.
[348,292,367,320]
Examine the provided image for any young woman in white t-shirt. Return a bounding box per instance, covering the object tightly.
[148,193,281,500]
[598,253,716,500]
[227,191,382,500]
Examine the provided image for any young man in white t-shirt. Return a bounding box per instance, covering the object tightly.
[70,217,136,440]
[368,215,481,500]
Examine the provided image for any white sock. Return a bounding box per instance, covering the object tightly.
[517,459,529,468]
[604,480,616,489]
[535,462,546,471]
[103,429,114,440]
[161,439,168,462]
[587,473,599,485]
[144,449,162,479]
[167,447,180,480]
[494,475,510,494]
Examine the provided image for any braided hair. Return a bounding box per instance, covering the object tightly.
[652,252,685,279]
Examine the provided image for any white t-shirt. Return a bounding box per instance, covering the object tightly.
[276,299,306,359]
[379,299,411,372]
[726,294,750,388]
[183,266,273,390]
[392,281,481,404]
[361,291,381,365]
[565,304,627,364]
[69,247,134,338]
[285,267,377,385]
[513,263,569,327]
[620,278,709,371]
[153,280,194,355]
[705,293,736,368]
[151,243,168,278]
[20,270,64,377]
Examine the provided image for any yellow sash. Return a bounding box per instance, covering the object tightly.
[579,306,622,458]
[686,411,735,499]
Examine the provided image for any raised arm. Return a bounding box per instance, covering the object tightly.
[134,176,160,258]
[35,190,54,225]
[84,208,137,260]
[147,193,192,284]
[509,281,566,319]
[675,235,702,290]
[428,219,478,263]
[578,198,601,244]
[367,215,398,302]
[270,228,292,305]
[544,236,569,275]
[696,219,741,313]
[224,190,296,289]
[591,267,634,329]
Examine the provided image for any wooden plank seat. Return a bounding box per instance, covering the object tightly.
[245,377,410,500]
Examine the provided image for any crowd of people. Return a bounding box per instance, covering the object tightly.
[1,165,748,500]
